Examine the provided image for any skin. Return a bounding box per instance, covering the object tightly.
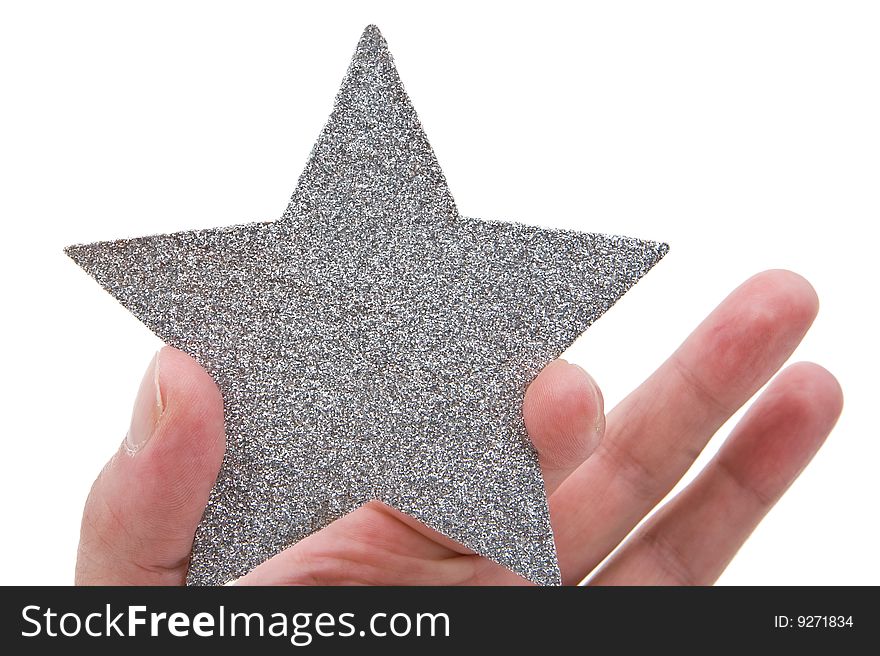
[75,269,843,586]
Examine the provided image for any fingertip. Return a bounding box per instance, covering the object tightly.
[565,363,606,443]
[775,361,844,433]
[692,270,822,399]
[138,346,226,501]
[524,359,604,485]
[744,269,820,327]
[153,346,225,457]
[719,361,843,499]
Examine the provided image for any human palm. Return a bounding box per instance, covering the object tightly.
[75,270,842,586]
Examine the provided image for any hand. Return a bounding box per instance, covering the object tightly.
[75,269,842,585]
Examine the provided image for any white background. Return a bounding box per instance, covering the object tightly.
[1,1,877,585]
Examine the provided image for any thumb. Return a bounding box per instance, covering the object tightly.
[76,346,226,585]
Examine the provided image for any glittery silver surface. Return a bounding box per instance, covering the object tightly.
[66,25,667,586]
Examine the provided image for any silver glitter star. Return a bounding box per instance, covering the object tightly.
[66,25,667,586]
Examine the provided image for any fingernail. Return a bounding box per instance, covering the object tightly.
[571,363,605,435]
[124,350,164,455]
